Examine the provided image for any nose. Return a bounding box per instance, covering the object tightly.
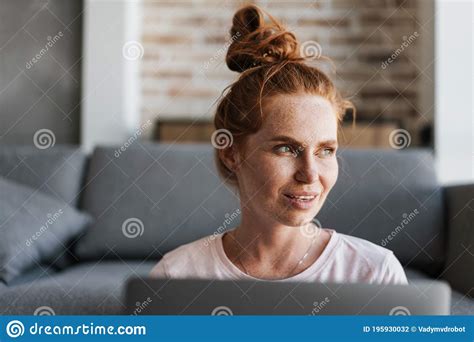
[294,152,319,184]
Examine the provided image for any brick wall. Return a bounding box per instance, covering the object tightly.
[140,0,433,146]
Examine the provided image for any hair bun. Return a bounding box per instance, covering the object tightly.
[226,5,303,73]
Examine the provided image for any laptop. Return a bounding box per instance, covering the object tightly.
[124,278,451,315]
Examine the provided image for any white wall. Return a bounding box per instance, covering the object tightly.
[435,0,474,185]
[81,0,142,153]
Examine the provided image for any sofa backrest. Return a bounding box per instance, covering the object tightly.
[0,145,88,207]
[318,148,445,276]
[76,143,240,261]
[77,143,445,276]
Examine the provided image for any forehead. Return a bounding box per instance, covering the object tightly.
[257,93,338,144]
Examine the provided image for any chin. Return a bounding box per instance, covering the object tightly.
[272,211,316,228]
[262,197,322,226]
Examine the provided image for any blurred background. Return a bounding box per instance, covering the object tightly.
[0,0,472,184]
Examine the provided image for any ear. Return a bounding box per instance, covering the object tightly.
[218,144,242,172]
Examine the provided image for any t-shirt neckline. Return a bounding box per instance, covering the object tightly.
[214,227,339,282]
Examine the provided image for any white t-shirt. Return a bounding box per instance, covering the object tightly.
[149,228,408,285]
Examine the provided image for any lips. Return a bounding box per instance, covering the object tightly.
[284,194,316,201]
[283,191,320,201]
[283,191,319,210]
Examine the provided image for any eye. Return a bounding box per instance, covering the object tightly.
[319,147,336,157]
[275,144,298,156]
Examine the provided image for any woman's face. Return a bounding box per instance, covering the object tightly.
[232,93,339,228]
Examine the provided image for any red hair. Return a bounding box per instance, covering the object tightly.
[214,4,356,188]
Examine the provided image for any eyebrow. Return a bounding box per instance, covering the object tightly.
[268,135,338,147]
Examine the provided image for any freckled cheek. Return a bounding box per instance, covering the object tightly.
[244,156,293,195]
[319,160,339,195]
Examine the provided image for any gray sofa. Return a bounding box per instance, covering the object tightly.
[0,143,472,315]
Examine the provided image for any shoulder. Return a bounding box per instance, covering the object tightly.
[149,234,218,278]
[336,232,391,260]
[334,231,408,284]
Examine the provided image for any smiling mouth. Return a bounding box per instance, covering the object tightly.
[283,194,318,201]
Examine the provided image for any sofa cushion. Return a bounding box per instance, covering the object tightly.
[0,177,92,283]
[0,260,155,315]
[6,263,56,287]
[75,143,240,261]
[450,288,474,315]
[0,145,89,270]
[0,145,88,207]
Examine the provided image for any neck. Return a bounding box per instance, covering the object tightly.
[230,213,317,268]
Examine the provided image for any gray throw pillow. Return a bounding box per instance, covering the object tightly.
[0,176,92,283]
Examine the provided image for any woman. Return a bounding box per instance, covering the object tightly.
[150,4,408,285]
